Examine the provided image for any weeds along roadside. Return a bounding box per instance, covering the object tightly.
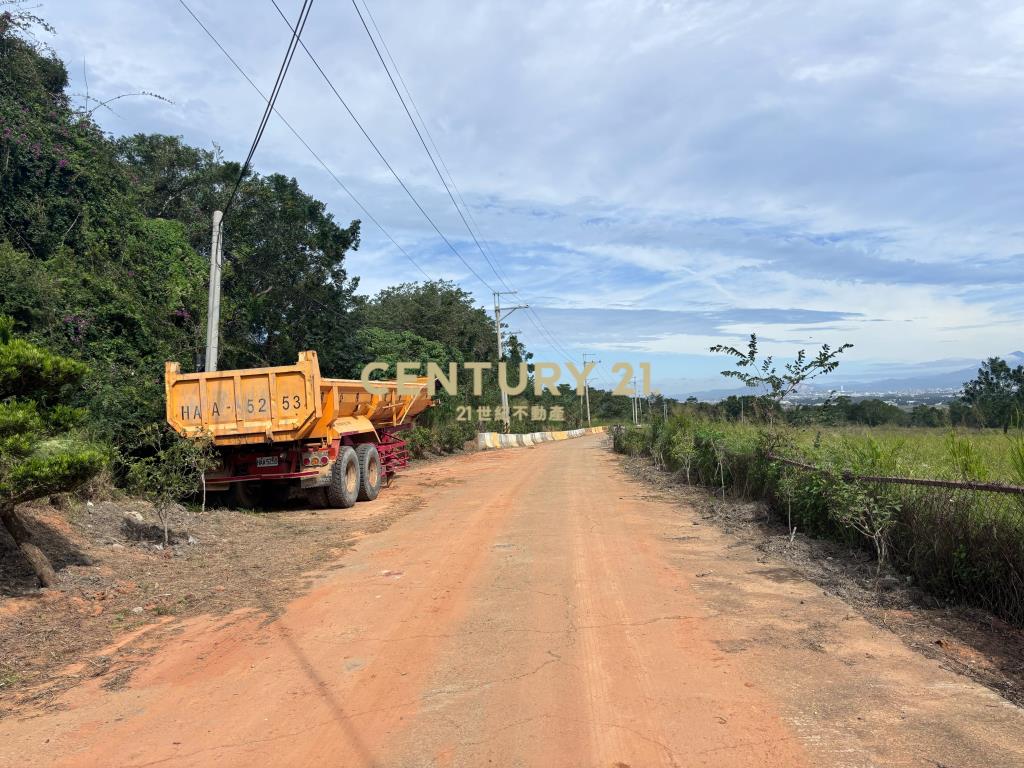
[613,416,1024,629]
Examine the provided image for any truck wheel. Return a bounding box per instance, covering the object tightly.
[327,447,359,509]
[356,444,382,501]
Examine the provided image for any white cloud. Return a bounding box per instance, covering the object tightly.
[35,0,1024,381]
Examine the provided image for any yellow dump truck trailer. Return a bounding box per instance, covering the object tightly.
[165,351,432,508]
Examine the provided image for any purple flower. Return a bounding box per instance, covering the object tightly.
[58,158,68,169]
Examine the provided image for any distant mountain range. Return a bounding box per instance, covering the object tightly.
[674,351,1024,402]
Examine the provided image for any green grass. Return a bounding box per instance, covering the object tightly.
[784,426,1022,484]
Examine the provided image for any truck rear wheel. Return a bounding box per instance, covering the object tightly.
[327,446,359,509]
[356,444,382,501]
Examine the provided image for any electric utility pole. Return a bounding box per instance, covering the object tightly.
[493,291,528,431]
[630,376,637,425]
[632,376,643,425]
[204,210,224,372]
[582,352,600,428]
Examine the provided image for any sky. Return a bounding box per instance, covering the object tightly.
[36,0,1024,394]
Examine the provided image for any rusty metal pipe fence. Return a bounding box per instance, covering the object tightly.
[767,454,1024,627]
[770,454,1024,495]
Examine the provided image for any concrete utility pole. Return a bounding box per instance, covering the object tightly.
[632,376,642,425]
[630,376,637,425]
[204,210,224,372]
[493,291,528,431]
[582,352,600,428]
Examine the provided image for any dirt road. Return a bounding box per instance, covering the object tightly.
[2,435,1022,767]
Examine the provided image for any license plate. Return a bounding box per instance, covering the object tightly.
[256,456,280,468]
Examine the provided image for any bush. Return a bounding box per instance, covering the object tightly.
[0,316,105,585]
[404,426,433,459]
[125,425,216,544]
[612,425,651,456]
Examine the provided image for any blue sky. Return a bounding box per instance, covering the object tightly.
[38,0,1024,393]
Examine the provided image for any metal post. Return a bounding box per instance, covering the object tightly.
[204,210,224,372]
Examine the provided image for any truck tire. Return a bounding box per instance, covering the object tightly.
[355,444,382,501]
[327,446,359,509]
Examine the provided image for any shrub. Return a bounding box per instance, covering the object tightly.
[404,426,433,459]
[0,316,105,585]
[125,424,216,544]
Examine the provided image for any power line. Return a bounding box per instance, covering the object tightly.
[176,0,431,280]
[185,0,607,383]
[222,0,314,217]
[178,0,614,396]
[355,0,528,300]
[268,0,497,292]
[350,0,596,373]
[350,0,508,289]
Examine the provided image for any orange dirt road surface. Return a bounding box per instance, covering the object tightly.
[2,435,1023,767]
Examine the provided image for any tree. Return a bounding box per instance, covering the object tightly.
[0,315,104,586]
[720,394,781,423]
[217,174,364,377]
[1,6,136,261]
[909,404,947,428]
[961,357,1024,432]
[126,425,215,545]
[356,327,458,377]
[849,398,906,427]
[114,134,233,242]
[365,281,496,362]
[710,333,853,414]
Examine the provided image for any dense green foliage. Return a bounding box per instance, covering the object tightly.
[959,357,1024,431]
[0,10,634,480]
[614,413,1024,627]
[364,281,496,362]
[0,315,104,508]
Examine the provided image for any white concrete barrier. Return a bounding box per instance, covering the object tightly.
[476,426,607,451]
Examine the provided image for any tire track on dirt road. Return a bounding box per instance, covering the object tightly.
[1,435,1023,767]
